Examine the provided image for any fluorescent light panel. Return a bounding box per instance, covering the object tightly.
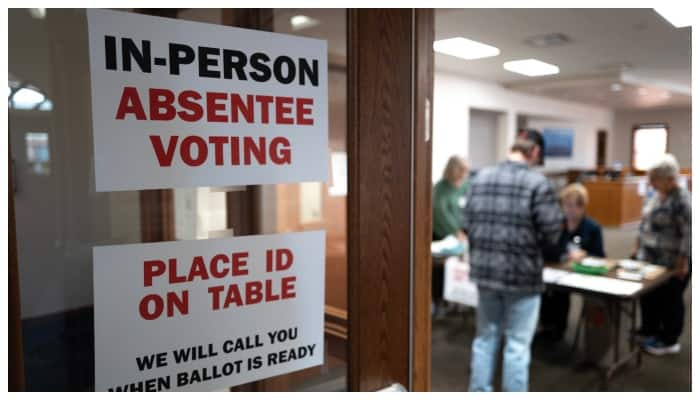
[433,37,500,60]
[654,7,692,28]
[503,59,560,77]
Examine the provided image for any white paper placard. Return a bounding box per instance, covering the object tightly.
[93,231,325,391]
[87,9,328,191]
[443,257,478,307]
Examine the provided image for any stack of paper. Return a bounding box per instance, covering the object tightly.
[556,273,643,296]
[542,267,570,284]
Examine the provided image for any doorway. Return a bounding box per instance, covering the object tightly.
[8,8,434,392]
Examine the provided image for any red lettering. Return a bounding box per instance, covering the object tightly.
[231,252,248,276]
[187,256,209,281]
[266,249,273,273]
[180,136,208,166]
[224,284,243,308]
[144,260,166,287]
[255,95,274,123]
[210,254,229,279]
[139,294,163,320]
[245,281,263,305]
[208,136,228,165]
[230,136,241,165]
[243,136,266,165]
[177,90,203,122]
[275,96,294,124]
[265,279,280,302]
[115,86,146,120]
[167,291,189,317]
[231,94,253,123]
[149,135,179,167]
[208,285,224,310]
[149,88,176,121]
[206,92,228,122]
[270,137,291,165]
[297,98,314,125]
[168,258,187,284]
[281,277,296,299]
[276,249,294,271]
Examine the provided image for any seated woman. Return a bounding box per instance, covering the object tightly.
[633,154,691,356]
[539,183,605,342]
[431,155,469,316]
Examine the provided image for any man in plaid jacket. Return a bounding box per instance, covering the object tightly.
[464,129,563,392]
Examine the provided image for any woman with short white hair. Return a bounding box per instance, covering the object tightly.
[633,153,691,355]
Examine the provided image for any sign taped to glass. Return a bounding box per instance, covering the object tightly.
[87,9,328,191]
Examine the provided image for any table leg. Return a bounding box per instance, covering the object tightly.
[633,299,643,368]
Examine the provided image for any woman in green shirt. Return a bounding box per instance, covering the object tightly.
[432,156,469,316]
[433,156,470,241]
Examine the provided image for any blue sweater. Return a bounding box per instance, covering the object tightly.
[544,216,605,262]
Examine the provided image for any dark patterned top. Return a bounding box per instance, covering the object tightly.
[463,160,563,294]
[637,186,691,269]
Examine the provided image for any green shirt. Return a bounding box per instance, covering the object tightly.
[432,178,469,239]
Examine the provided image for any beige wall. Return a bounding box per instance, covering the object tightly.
[612,107,692,168]
[433,72,615,182]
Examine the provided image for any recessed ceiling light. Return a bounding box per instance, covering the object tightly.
[503,59,560,77]
[610,83,623,92]
[433,37,500,60]
[290,15,319,31]
[654,7,692,28]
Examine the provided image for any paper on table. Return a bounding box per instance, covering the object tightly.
[616,270,643,281]
[543,267,570,284]
[557,273,643,296]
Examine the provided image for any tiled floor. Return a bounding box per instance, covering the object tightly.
[431,226,692,391]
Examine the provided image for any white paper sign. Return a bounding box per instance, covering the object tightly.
[87,9,328,191]
[93,231,325,391]
[443,257,478,307]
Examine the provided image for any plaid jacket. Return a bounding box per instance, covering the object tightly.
[637,187,691,269]
[463,160,563,294]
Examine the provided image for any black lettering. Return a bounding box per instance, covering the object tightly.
[273,55,296,84]
[223,49,248,80]
[169,43,195,75]
[172,347,192,364]
[299,58,318,86]
[121,38,151,72]
[222,362,234,375]
[104,35,117,70]
[267,351,278,366]
[249,52,271,82]
[135,354,156,371]
[198,46,220,78]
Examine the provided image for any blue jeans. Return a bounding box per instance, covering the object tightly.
[469,287,541,392]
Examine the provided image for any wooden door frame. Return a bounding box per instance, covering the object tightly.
[347,8,433,392]
[6,7,435,392]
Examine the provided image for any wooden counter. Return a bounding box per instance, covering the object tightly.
[583,177,645,227]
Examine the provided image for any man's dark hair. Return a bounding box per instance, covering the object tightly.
[512,129,545,165]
